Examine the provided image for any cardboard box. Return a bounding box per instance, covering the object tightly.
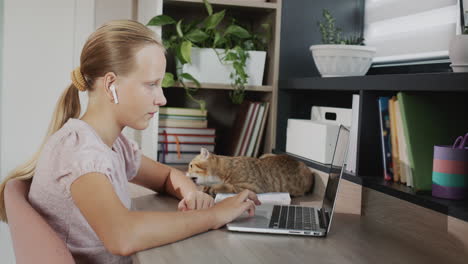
[286,106,351,164]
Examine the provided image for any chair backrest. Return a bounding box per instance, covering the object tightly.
[4,179,75,264]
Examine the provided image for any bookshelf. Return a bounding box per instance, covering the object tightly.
[274,149,468,222]
[159,0,282,156]
[173,82,274,92]
[163,0,278,10]
[276,0,468,223]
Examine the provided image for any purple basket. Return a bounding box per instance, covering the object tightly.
[432,133,468,200]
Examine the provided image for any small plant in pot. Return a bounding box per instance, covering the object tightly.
[310,9,376,77]
[148,0,269,108]
[448,0,468,72]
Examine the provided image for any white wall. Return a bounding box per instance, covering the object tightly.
[0,1,163,261]
[0,1,94,262]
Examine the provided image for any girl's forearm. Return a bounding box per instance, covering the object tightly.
[125,208,216,254]
[164,168,198,199]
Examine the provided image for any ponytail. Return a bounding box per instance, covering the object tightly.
[0,83,81,222]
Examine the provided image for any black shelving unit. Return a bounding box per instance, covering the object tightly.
[277,0,468,223]
[274,148,468,222]
[280,72,468,92]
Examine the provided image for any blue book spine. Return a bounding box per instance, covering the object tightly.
[378,97,393,181]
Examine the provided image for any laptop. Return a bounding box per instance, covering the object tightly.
[226,125,350,237]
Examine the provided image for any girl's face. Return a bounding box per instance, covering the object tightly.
[116,44,167,130]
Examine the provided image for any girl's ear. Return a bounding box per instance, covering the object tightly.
[200,148,210,160]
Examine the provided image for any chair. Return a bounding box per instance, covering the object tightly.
[4,179,75,264]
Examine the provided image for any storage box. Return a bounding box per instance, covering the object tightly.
[432,134,468,200]
[286,106,351,164]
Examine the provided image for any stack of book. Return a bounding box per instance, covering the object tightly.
[378,93,468,191]
[159,107,208,128]
[158,107,215,166]
[229,101,270,157]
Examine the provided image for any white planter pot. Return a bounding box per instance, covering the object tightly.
[179,47,266,86]
[309,44,376,77]
[449,35,468,72]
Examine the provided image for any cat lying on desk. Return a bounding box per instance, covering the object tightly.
[187,148,314,196]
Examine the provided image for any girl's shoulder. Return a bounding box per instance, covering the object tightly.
[45,118,110,155]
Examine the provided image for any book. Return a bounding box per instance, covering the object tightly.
[378,97,393,181]
[246,103,266,157]
[159,119,208,128]
[159,143,215,152]
[388,97,401,182]
[159,114,207,120]
[234,102,255,156]
[228,101,252,156]
[346,94,360,174]
[397,92,468,191]
[239,102,260,156]
[214,192,291,205]
[158,134,215,144]
[253,102,270,158]
[159,127,215,135]
[158,151,199,164]
[394,101,408,184]
[159,107,207,117]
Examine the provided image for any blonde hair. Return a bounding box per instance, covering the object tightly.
[0,20,164,222]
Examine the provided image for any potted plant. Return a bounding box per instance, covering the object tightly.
[309,9,376,77]
[148,0,270,108]
[449,0,468,72]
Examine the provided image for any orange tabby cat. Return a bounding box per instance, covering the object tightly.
[188,148,314,196]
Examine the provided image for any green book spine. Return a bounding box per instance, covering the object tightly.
[397,93,414,187]
[397,92,468,191]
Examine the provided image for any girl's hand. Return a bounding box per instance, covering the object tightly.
[209,190,261,229]
[178,191,215,211]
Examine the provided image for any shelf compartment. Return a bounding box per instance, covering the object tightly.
[172,82,274,92]
[279,72,468,92]
[163,0,278,10]
[274,150,468,223]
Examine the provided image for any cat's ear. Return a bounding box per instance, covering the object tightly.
[200,147,210,160]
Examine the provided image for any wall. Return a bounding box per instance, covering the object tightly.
[0,1,94,262]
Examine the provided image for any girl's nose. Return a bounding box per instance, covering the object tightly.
[154,88,167,106]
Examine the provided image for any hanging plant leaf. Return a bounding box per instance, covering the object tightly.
[213,32,222,48]
[180,41,192,64]
[224,51,238,61]
[205,10,225,30]
[162,72,175,88]
[147,15,176,26]
[176,20,184,38]
[180,72,201,88]
[175,43,188,64]
[203,0,213,16]
[224,25,250,39]
[186,29,209,43]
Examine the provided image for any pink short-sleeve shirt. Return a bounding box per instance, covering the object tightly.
[28,118,142,264]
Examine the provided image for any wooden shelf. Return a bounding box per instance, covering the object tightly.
[163,0,278,10]
[279,72,468,92]
[274,150,468,223]
[172,82,274,92]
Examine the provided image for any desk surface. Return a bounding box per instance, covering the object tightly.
[132,194,467,264]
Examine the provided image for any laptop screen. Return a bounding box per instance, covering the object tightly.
[321,125,350,232]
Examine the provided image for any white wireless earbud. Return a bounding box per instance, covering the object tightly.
[110,85,119,104]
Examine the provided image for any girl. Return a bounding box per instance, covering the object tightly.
[0,20,260,263]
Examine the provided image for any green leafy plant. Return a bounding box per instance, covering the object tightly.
[148,0,270,108]
[318,9,364,45]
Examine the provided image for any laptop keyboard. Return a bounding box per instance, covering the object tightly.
[268,205,317,230]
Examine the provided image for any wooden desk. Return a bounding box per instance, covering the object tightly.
[132,194,467,264]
